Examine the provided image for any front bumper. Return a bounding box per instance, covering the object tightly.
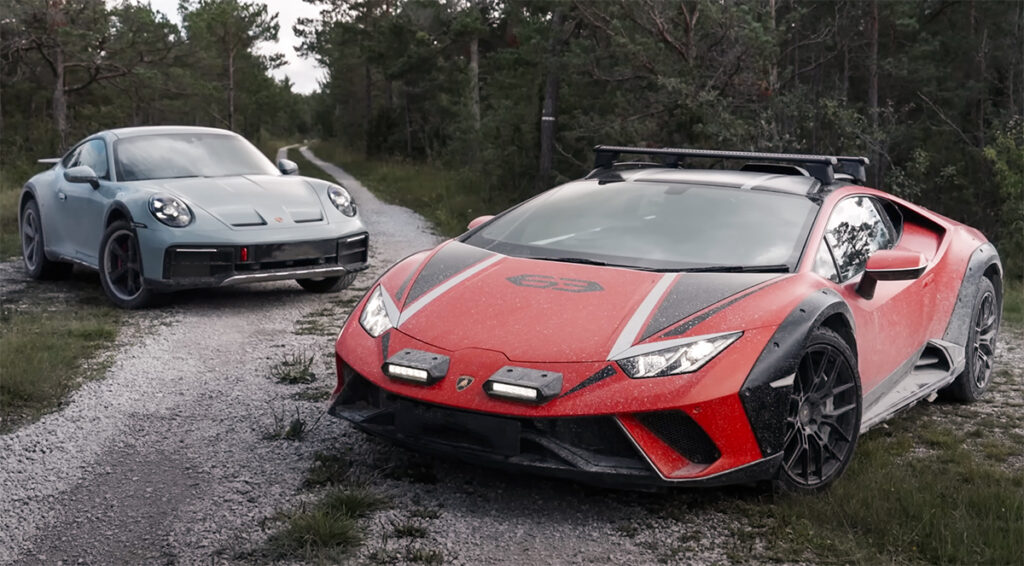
[330,363,781,489]
[145,233,369,290]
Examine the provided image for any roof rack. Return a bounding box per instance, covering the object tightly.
[592,145,869,185]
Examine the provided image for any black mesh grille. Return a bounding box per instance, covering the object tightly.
[634,411,721,464]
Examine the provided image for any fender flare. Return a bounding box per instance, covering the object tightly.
[942,243,1002,348]
[739,287,856,458]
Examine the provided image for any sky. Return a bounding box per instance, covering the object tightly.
[119,0,326,94]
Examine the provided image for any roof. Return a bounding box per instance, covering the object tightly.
[102,125,240,139]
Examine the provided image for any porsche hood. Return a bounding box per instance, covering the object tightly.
[142,175,327,228]
[380,242,785,362]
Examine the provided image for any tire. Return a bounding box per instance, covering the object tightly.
[943,277,1000,402]
[98,220,156,309]
[20,199,73,280]
[776,327,862,493]
[296,271,358,293]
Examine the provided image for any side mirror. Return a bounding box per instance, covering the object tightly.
[467,215,494,231]
[856,249,926,299]
[64,165,99,189]
[277,159,298,175]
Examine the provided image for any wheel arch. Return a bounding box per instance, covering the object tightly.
[739,287,856,459]
[943,243,1002,347]
[105,202,134,227]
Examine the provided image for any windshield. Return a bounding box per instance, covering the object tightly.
[462,180,819,271]
[114,133,279,181]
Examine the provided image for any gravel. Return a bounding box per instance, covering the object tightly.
[1,148,1020,565]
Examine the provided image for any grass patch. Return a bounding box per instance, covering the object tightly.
[1,179,22,260]
[310,141,492,237]
[264,405,307,441]
[392,522,428,539]
[409,507,441,520]
[270,351,316,384]
[264,487,384,561]
[0,302,121,432]
[734,417,1024,565]
[1003,278,1023,326]
[305,451,351,488]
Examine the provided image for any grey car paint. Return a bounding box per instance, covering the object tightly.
[20,125,368,297]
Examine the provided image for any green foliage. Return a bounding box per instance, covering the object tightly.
[299,0,1022,277]
[0,300,121,432]
[269,351,316,384]
[264,488,384,561]
[0,180,23,260]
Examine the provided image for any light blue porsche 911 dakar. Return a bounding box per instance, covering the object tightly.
[18,126,369,308]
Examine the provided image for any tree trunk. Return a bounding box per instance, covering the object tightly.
[228,48,236,131]
[364,62,372,155]
[54,46,68,151]
[868,0,880,186]
[537,9,564,192]
[469,35,480,134]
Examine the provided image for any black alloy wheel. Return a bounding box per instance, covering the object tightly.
[779,327,861,492]
[20,199,72,279]
[945,277,1000,402]
[99,220,155,309]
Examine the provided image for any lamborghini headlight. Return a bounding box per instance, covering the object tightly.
[616,331,742,379]
[149,194,193,227]
[359,287,393,337]
[328,185,357,217]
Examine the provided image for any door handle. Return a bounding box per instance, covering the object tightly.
[57,192,66,201]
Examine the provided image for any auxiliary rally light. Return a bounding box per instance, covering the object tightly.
[486,382,539,401]
[384,363,430,383]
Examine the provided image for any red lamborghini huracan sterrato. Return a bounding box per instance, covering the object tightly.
[330,147,1002,491]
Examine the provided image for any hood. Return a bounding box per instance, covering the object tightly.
[146,175,325,228]
[385,242,781,363]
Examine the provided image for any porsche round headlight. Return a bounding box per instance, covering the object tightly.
[149,195,193,227]
[359,286,394,337]
[616,331,742,378]
[328,185,357,217]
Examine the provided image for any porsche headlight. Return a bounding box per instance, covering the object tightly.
[616,331,742,379]
[149,195,193,227]
[328,185,357,217]
[359,286,394,337]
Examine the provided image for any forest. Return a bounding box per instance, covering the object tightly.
[1,0,1021,277]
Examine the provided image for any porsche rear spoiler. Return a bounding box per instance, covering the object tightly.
[38,157,60,165]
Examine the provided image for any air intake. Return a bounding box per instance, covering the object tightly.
[634,411,721,465]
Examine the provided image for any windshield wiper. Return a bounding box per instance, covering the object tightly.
[530,256,611,267]
[681,264,791,273]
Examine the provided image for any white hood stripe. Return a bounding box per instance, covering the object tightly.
[397,254,503,327]
[607,273,678,360]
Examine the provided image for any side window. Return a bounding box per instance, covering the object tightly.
[824,196,895,282]
[61,145,82,169]
[812,239,838,282]
[75,140,109,179]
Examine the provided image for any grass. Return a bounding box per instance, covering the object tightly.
[308,140,493,237]
[728,417,1024,565]
[0,294,121,432]
[1,179,22,259]
[1003,278,1023,326]
[269,350,316,384]
[263,405,307,441]
[264,488,384,562]
[305,451,352,488]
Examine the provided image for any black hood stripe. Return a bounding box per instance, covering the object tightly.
[640,273,779,341]
[660,276,786,338]
[404,242,495,305]
[560,365,617,398]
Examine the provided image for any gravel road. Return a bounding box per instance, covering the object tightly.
[1,148,1020,565]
